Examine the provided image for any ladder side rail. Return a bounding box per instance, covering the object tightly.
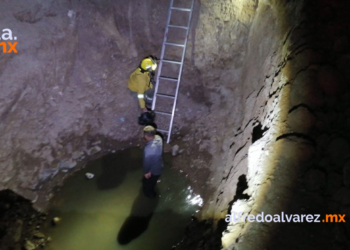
[166,0,195,143]
[152,0,174,111]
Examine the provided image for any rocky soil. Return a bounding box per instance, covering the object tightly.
[0,190,51,250]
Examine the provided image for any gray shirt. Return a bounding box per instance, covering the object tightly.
[143,135,163,175]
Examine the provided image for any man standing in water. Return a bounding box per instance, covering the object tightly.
[142,125,163,198]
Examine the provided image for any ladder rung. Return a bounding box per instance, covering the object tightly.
[168,25,188,30]
[159,76,178,82]
[158,129,169,134]
[152,0,195,144]
[157,93,175,99]
[155,111,172,116]
[165,42,185,47]
[162,59,182,65]
[171,7,192,12]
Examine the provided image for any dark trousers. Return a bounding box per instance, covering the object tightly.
[142,175,160,198]
[144,88,154,108]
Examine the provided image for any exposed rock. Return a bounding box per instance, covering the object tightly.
[58,160,77,170]
[39,169,59,182]
[0,190,46,249]
[87,146,102,156]
[24,240,36,250]
[288,107,317,133]
[51,217,61,226]
[12,219,23,243]
[33,232,45,239]
[172,145,180,156]
[72,151,84,160]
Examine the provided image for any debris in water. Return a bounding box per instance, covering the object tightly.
[85,173,94,179]
[51,217,62,226]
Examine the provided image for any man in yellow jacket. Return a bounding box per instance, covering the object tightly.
[128,56,157,113]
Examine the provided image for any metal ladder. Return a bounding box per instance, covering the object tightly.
[152,0,195,144]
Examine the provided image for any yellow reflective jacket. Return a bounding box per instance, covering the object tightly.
[127,68,153,109]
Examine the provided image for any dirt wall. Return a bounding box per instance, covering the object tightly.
[0,0,172,208]
[188,0,350,249]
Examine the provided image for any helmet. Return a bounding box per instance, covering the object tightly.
[143,125,156,132]
[140,57,157,72]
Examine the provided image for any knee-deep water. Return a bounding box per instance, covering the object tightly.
[43,148,202,250]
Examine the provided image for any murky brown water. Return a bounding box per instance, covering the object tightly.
[43,148,202,250]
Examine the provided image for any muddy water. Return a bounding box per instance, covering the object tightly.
[43,148,202,250]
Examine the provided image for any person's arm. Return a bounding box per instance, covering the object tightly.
[136,74,148,112]
[137,91,146,110]
[143,146,153,176]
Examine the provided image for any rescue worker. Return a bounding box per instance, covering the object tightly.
[142,125,163,198]
[128,56,158,113]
